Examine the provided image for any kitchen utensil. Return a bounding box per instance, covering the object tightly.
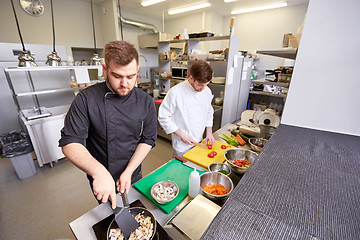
[174,155,207,171]
[134,159,205,214]
[249,137,268,152]
[107,206,157,240]
[192,142,208,149]
[171,195,220,240]
[111,192,140,238]
[183,140,234,169]
[224,148,258,175]
[200,171,233,202]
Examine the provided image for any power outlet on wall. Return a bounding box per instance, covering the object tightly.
[103,8,107,15]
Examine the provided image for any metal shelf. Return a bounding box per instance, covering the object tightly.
[252,79,290,87]
[249,90,287,98]
[15,86,85,97]
[4,65,100,73]
[159,35,230,44]
[256,48,297,60]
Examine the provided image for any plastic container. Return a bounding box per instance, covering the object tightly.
[188,168,200,199]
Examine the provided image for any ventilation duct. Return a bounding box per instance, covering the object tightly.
[117,12,177,48]
[118,13,158,33]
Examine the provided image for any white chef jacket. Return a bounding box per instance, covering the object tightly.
[158,80,214,154]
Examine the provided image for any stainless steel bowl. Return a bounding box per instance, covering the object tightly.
[150,180,179,204]
[249,137,268,152]
[224,148,258,175]
[208,162,231,176]
[200,172,233,202]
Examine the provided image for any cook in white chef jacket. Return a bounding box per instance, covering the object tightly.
[158,60,215,156]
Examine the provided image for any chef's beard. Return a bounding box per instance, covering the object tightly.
[105,77,134,96]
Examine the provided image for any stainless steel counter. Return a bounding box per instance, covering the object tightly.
[69,121,246,239]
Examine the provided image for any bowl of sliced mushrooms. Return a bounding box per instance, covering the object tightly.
[151,180,179,204]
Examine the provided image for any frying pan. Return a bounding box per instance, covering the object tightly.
[107,206,157,240]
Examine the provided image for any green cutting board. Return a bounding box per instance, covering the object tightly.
[134,159,205,214]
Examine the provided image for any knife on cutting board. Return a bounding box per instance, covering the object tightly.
[192,142,208,149]
[174,155,207,171]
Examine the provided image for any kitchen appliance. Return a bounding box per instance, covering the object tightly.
[171,66,187,79]
[134,159,205,214]
[236,109,280,137]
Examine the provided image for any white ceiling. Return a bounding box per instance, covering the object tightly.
[92,0,309,20]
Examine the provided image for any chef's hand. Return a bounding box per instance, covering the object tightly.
[116,171,132,194]
[174,129,195,145]
[206,132,215,147]
[92,169,117,209]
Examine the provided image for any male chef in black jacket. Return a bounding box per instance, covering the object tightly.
[59,41,157,209]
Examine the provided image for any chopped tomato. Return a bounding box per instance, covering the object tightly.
[207,151,217,158]
[207,144,212,149]
[221,145,227,149]
[232,159,251,167]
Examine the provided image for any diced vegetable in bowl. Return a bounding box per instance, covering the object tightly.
[224,148,258,175]
[200,172,233,202]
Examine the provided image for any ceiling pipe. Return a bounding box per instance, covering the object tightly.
[117,13,158,33]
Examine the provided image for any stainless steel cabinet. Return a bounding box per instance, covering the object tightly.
[4,66,100,167]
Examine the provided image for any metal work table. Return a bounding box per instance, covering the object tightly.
[69,121,245,239]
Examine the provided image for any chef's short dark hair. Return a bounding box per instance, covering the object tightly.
[190,60,213,83]
[104,41,139,66]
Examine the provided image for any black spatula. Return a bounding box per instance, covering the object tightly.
[111,192,139,238]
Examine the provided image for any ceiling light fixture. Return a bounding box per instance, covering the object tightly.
[231,2,287,15]
[224,0,238,3]
[46,0,62,66]
[90,0,102,65]
[168,2,211,15]
[10,0,37,67]
[141,0,166,7]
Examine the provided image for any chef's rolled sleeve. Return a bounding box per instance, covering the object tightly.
[138,101,157,148]
[59,93,89,147]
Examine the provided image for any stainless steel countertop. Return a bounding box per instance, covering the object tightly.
[69,120,247,240]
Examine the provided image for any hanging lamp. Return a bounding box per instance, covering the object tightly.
[46,0,62,66]
[11,0,37,67]
[90,0,102,65]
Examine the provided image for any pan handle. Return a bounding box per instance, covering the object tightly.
[121,191,130,208]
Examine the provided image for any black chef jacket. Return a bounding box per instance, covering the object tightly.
[59,82,157,184]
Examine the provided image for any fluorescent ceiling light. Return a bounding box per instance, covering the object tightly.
[224,0,238,3]
[141,0,166,7]
[231,2,287,14]
[168,2,211,15]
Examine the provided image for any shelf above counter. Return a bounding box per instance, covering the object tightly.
[249,90,287,98]
[252,79,290,87]
[4,65,100,73]
[15,86,86,97]
[256,48,297,60]
[159,35,230,44]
